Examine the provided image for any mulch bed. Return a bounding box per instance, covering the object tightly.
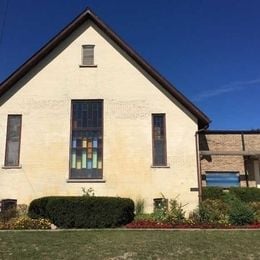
[126,220,260,229]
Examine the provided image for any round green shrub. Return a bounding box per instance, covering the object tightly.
[227,201,254,225]
[223,193,255,225]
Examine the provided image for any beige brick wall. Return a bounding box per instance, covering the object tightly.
[200,155,246,187]
[244,135,260,150]
[199,133,260,187]
[199,134,242,151]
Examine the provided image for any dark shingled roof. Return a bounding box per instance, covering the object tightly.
[0,8,210,128]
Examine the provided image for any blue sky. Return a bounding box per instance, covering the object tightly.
[0,0,260,130]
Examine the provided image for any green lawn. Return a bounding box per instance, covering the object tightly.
[0,230,259,259]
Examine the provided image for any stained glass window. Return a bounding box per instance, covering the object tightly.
[70,101,103,179]
[152,114,167,166]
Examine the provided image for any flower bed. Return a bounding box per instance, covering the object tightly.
[126,220,174,229]
[126,220,260,229]
[130,193,260,229]
[0,216,52,230]
[243,222,260,229]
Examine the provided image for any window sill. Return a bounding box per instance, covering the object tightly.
[151,165,170,168]
[2,165,22,169]
[79,64,98,68]
[66,179,106,183]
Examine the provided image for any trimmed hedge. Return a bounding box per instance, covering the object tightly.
[202,187,224,201]
[229,188,260,202]
[27,197,52,219]
[202,187,260,202]
[28,196,134,228]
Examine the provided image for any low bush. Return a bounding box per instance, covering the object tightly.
[148,197,186,224]
[249,202,260,222]
[229,187,260,202]
[163,199,186,224]
[220,193,255,225]
[198,199,229,224]
[202,187,260,202]
[195,193,255,225]
[12,216,51,230]
[17,204,28,217]
[0,216,51,230]
[223,193,255,225]
[28,196,135,228]
[135,199,145,215]
[202,187,224,201]
[228,204,254,225]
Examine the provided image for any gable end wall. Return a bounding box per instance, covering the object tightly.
[0,21,199,213]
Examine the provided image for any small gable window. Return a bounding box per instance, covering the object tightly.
[81,45,95,66]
